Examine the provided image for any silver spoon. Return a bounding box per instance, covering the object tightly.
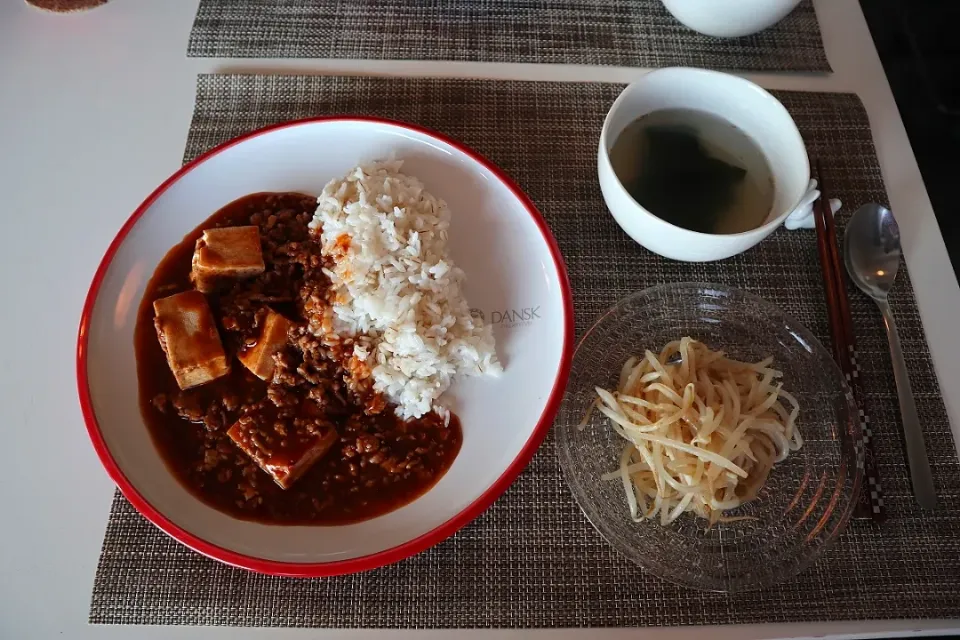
[844,203,937,509]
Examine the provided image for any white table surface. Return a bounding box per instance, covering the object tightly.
[1,0,958,638]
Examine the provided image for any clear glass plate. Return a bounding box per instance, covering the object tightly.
[557,283,863,592]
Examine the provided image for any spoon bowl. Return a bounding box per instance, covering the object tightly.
[843,203,901,299]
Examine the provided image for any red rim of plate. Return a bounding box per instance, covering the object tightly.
[76,116,575,577]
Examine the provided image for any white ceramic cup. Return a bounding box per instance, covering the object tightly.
[660,0,804,38]
[598,68,810,262]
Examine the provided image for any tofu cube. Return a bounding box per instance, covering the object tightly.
[227,415,337,489]
[238,310,293,380]
[153,290,230,390]
[191,226,265,293]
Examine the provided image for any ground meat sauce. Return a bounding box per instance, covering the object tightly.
[134,192,462,525]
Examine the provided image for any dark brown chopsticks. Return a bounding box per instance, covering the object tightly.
[812,160,886,522]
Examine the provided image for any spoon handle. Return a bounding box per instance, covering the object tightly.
[878,300,938,509]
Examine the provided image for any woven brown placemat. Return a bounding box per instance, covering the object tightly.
[90,75,960,626]
[186,0,831,72]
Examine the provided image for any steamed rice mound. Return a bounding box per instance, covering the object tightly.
[309,160,502,419]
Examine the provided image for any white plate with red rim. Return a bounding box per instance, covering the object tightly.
[77,116,574,576]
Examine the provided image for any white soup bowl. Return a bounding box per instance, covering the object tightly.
[598,67,810,262]
[661,0,805,38]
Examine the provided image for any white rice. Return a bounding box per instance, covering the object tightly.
[309,160,502,419]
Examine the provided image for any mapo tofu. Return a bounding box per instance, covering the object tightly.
[135,193,461,525]
[153,290,229,390]
[237,309,292,380]
[227,411,338,489]
[191,225,264,293]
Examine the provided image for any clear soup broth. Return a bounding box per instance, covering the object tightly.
[609,108,776,235]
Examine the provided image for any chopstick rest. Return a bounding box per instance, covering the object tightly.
[785,179,835,230]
